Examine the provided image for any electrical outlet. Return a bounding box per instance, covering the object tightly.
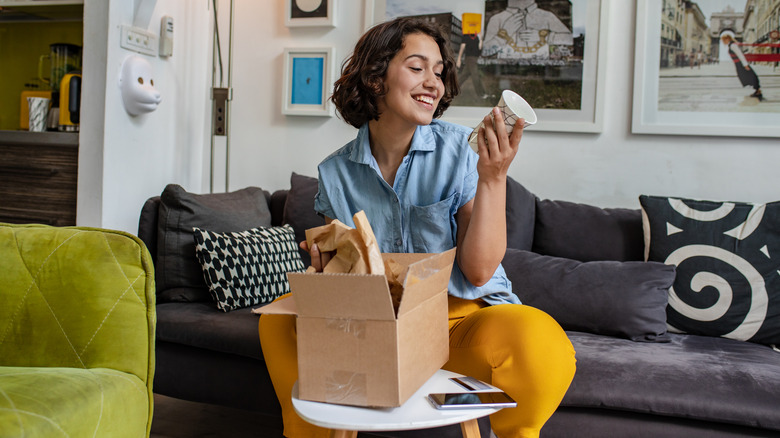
[212,88,231,136]
[120,25,158,56]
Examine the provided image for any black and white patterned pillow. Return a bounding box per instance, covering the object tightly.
[193,225,305,312]
[640,195,780,345]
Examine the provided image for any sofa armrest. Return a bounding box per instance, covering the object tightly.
[138,196,161,265]
[0,224,156,388]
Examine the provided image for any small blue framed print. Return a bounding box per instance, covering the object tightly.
[282,47,335,116]
[291,57,324,105]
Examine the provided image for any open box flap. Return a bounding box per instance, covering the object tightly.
[287,272,396,320]
[251,295,298,315]
[397,248,456,317]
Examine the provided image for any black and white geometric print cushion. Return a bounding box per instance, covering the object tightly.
[640,195,780,345]
[193,224,305,312]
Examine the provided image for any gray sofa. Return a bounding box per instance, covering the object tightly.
[137,172,780,437]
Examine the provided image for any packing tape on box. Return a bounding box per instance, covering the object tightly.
[326,318,366,339]
[325,370,367,405]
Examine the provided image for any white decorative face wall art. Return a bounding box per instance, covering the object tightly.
[119,55,162,116]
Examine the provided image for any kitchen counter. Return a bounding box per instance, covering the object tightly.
[0,130,78,146]
[0,130,79,226]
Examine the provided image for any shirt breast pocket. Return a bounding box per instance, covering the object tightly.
[409,194,456,253]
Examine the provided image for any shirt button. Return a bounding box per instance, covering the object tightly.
[395,239,402,246]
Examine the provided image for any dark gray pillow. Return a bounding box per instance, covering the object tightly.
[505,176,536,251]
[503,248,675,342]
[156,184,272,302]
[282,173,326,266]
[532,199,644,262]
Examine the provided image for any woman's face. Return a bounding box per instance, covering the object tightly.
[376,32,445,129]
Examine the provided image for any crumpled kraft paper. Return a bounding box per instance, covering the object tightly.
[305,211,406,312]
[305,210,385,275]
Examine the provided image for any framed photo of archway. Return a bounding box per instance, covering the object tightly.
[364,0,608,134]
[632,0,780,138]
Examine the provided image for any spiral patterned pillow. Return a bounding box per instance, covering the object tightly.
[640,195,780,345]
[193,225,305,312]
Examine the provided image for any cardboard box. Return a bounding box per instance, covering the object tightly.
[257,248,456,408]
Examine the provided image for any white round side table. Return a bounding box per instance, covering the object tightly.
[292,369,502,438]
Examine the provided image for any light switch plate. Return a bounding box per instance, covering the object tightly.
[120,25,158,56]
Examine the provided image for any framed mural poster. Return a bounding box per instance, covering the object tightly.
[365,0,608,133]
[286,0,336,27]
[632,0,779,138]
[282,47,336,116]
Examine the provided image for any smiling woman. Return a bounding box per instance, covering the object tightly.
[260,16,576,438]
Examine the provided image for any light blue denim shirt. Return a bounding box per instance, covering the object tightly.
[314,119,520,306]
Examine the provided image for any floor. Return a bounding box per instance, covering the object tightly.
[150,394,284,438]
[150,394,497,438]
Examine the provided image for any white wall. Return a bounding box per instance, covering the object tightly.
[79,0,779,234]
[222,0,779,209]
[78,0,212,233]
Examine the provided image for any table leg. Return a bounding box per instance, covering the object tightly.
[460,418,481,438]
[329,430,357,438]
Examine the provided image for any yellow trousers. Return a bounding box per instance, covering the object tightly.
[258,295,576,438]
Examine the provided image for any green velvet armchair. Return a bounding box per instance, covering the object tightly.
[0,223,156,437]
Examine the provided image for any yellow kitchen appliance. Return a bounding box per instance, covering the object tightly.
[38,43,82,95]
[19,90,52,130]
[58,72,81,131]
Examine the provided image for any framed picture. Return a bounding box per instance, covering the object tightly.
[364,0,608,133]
[282,47,335,116]
[632,0,779,138]
[286,0,336,27]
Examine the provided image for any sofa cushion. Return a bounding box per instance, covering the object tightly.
[155,302,265,360]
[156,184,272,302]
[640,195,780,345]
[564,331,780,432]
[505,176,536,251]
[282,173,326,266]
[503,249,675,342]
[0,367,149,437]
[193,225,305,312]
[532,199,644,262]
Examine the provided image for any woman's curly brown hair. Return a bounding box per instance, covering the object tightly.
[331,17,460,128]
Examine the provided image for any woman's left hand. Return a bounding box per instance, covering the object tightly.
[476,106,523,184]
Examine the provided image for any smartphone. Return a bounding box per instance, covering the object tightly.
[428,391,517,410]
[450,376,493,391]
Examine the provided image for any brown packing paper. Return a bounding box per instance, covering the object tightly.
[384,258,406,313]
[305,210,410,312]
[305,219,352,253]
[353,210,385,275]
[305,211,385,276]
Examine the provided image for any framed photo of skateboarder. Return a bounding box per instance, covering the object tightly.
[365,0,608,133]
[632,0,779,138]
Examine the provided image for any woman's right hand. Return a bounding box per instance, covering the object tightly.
[299,241,334,272]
